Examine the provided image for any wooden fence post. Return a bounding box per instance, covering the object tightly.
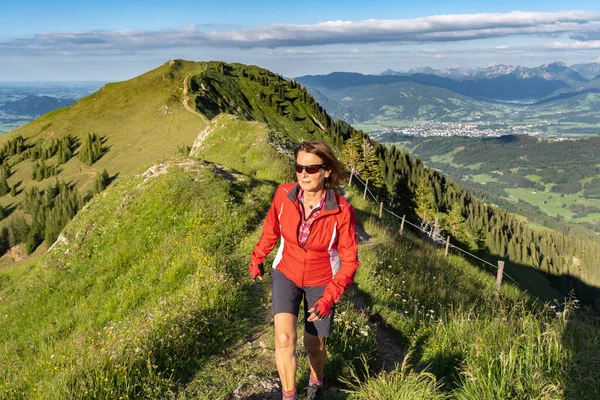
[400,215,405,236]
[379,202,383,219]
[495,260,505,299]
[445,236,450,256]
[363,178,369,199]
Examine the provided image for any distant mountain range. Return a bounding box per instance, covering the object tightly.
[295,61,600,135]
[382,61,600,83]
[0,95,76,117]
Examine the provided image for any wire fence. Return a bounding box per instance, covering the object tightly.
[350,173,546,307]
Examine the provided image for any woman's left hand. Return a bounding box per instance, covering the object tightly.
[307,297,332,321]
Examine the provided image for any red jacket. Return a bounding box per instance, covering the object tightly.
[251,183,359,305]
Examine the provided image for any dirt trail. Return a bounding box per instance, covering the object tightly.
[348,286,408,373]
[182,76,203,117]
[340,187,408,372]
[180,76,214,154]
[189,125,213,156]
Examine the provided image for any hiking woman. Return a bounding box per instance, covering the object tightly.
[249,140,359,400]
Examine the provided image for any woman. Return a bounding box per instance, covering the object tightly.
[248,140,359,400]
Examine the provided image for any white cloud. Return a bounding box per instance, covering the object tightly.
[545,40,600,49]
[2,11,600,56]
[263,49,318,55]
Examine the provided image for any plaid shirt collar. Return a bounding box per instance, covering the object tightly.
[297,189,326,248]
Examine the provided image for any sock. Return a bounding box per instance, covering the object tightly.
[282,388,296,400]
[309,372,323,387]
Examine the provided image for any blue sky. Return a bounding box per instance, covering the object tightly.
[1,0,600,81]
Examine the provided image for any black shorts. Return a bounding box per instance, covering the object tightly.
[271,268,335,337]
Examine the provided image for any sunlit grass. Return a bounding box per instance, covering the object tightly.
[347,206,600,399]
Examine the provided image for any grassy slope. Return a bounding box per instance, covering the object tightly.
[0,60,207,203]
[3,154,595,398]
[344,195,600,399]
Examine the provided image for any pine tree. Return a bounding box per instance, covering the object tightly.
[415,178,437,228]
[0,227,9,256]
[444,202,467,241]
[361,138,385,190]
[35,161,45,181]
[0,175,9,196]
[57,135,77,164]
[1,164,10,179]
[342,134,363,176]
[79,133,104,166]
[31,162,38,180]
[92,169,110,195]
[44,208,62,246]
[25,218,45,255]
[389,176,415,217]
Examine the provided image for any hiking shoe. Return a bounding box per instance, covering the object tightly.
[306,384,324,400]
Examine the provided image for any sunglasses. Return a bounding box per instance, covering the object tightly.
[294,162,328,174]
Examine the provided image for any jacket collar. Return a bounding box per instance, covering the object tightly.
[287,184,338,212]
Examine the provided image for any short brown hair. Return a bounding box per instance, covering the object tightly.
[294,140,349,188]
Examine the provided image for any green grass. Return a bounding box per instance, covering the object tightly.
[0,159,381,398]
[0,160,277,398]
[1,60,209,200]
[513,214,554,233]
[471,174,497,184]
[341,205,600,399]
[572,212,600,223]
[430,146,464,165]
[343,354,445,399]
[465,163,483,171]
[194,114,293,183]
[505,188,600,221]
[1,156,599,399]
[524,174,542,182]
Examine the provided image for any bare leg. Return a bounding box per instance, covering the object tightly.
[274,313,298,391]
[303,332,326,381]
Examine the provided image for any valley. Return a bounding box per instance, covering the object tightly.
[383,134,600,234]
[296,62,600,237]
[297,62,600,138]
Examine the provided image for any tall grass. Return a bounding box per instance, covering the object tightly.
[0,161,274,398]
[1,151,598,398]
[343,353,446,400]
[0,159,383,399]
[347,200,600,399]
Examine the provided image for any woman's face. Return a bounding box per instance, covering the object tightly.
[295,151,331,193]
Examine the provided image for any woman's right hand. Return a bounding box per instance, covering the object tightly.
[249,262,264,282]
